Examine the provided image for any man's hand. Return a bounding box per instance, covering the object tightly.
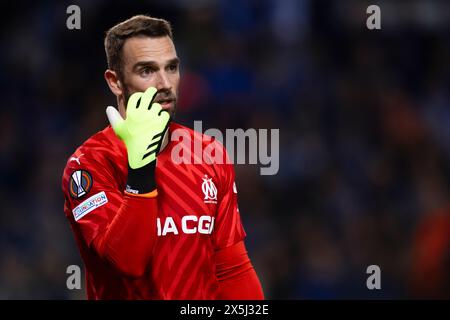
[106,87,170,195]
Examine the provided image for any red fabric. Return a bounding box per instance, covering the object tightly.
[62,123,249,299]
[92,195,157,278]
[215,241,264,299]
[410,207,450,298]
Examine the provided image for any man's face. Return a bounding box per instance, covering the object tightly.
[119,35,180,118]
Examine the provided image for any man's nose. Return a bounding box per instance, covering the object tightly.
[155,71,171,90]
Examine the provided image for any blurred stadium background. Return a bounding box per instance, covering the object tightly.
[1,0,449,299]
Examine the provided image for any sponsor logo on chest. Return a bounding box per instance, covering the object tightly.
[157,215,215,236]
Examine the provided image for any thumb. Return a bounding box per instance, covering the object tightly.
[106,106,125,137]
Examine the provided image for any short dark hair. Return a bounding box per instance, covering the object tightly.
[104,15,173,77]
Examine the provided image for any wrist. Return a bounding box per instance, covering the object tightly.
[125,162,157,195]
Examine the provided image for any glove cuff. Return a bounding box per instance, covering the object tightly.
[125,162,157,195]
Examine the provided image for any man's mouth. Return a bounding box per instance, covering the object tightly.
[156,99,175,110]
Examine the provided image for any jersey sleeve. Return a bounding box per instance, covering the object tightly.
[211,145,247,250]
[62,148,124,247]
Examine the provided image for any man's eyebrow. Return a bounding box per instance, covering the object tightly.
[132,58,180,71]
[132,60,158,72]
[167,58,180,66]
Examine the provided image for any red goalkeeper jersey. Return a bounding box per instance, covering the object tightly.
[62,123,248,299]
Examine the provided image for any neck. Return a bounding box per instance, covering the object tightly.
[160,125,170,151]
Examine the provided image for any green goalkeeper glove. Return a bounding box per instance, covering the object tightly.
[106,86,170,194]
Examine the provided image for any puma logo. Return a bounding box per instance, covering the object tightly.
[69,154,84,165]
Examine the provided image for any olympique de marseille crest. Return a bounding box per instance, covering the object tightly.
[202,175,217,204]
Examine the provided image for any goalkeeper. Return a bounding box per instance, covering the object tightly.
[61,15,264,300]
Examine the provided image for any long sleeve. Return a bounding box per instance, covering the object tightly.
[62,138,158,279]
[215,241,264,299]
[92,194,158,278]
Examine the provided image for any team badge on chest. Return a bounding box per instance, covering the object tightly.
[202,174,217,204]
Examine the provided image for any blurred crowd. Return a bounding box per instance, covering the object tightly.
[0,0,449,299]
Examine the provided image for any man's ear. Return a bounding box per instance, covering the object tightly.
[104,69,123,96]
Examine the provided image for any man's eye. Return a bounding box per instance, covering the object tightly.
[141,68,153,75]
[168,64,178,72]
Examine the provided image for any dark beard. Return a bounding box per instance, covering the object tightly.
[122,85,132,109]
